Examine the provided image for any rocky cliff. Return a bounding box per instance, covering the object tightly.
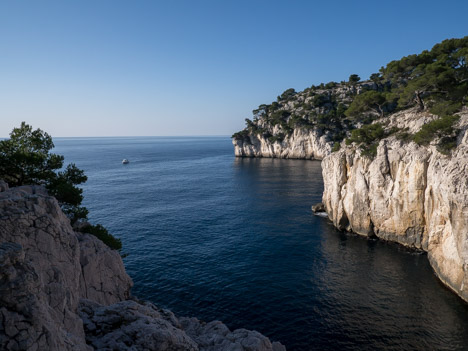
[321,110,468,302]
[232,81,377,159]
[233,37,468,303]
[0,183,285,350]
[233,127,332,159]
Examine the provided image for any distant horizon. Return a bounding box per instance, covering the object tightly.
[2,0,468,137]
[2,134,233,139]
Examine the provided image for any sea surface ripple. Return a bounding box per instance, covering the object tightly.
[54,136,468,351]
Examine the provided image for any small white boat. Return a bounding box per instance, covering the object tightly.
[122,159,129,164]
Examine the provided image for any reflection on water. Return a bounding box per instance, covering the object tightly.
[54,138,468,351]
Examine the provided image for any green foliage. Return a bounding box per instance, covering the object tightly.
[253,104,269,118]
[345,123,386,158]
[412,115,460,147]
[270,110,291,125]
[348,74,361,83]
[381,37,468,113]
[232,129,250,140]
[369,73,382,83]
[0,122,122,251]
[429,100,462,117]
[231,36,467,154]
[336,103,348,117]
[47,164,89,221]
[362,144,378,158]
[0,122,88,223]
[0,122,62,186]
[345,91,387,117]
[437,136,458,155]
[311,94,329,107]
[331,142,341,152]
[80,224,122,251]
[346,123,385,145]
[279,88,296,101]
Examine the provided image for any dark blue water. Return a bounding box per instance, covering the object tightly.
[53,137,468,351]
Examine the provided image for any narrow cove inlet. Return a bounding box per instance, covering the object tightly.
[53,136,468,351]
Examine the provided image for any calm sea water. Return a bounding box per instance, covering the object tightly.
[53,137,468,351]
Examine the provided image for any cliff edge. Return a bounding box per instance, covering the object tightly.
[322,110,468,302]
[0,183,285,350]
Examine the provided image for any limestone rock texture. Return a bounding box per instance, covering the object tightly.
[0,184,285,350]
[322,111,468,302]
[80,299,285,351]
[233,127,331,159]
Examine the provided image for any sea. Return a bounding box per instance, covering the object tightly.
[53,136,468,351]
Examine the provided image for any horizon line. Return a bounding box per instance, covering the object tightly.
[1,134,233,139]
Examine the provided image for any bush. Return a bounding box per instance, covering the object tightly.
[332,142,341,152]
[429,101,462,117]
[362,144,378,158]
[81,224,122,251]
[346,123,385,145]
[231,130,250,140]
[437,136,458,155]
[345,123,386,158]
[349,74,360,83]
[412,115,460,145]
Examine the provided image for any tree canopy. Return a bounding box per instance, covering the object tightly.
[0,122,88,223]
[232,36,467,157]
[0,122,122,251]
[345,91,387,117]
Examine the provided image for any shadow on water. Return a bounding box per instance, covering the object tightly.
[53,138,468,351]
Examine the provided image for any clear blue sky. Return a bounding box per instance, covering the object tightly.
[1,0,467,137]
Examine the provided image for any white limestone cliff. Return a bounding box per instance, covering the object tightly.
[232,127,332,159]
[321,111,468,302]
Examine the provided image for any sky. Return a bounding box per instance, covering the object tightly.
[1,0,467,137]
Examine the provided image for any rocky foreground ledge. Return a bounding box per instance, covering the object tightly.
[0,182,285,350]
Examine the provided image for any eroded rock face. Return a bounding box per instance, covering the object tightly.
[79,299,285,351]
[0,184,286,350]
[233,128,331,159]
[0,185,91,350]
[0,242,90,351]
[322,112,468,302]
[78,232,132,305]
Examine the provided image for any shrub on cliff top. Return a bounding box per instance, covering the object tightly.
[412,115,460,154]
[81,224,122,251]
[0,122,88,223]
[345,123,386,158]
[0,122,122,251]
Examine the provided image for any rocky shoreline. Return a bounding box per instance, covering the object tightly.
[0,182,285,350]
[235,109,468,303]
[322,111,468,303]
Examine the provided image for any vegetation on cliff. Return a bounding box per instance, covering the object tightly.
[233,36,468,157]
[0,122,122,251]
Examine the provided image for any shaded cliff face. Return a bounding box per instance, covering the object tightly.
[322,112,468,302]
[0,183,286,351]
[0,183,132,350]
[233,127,331,159]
